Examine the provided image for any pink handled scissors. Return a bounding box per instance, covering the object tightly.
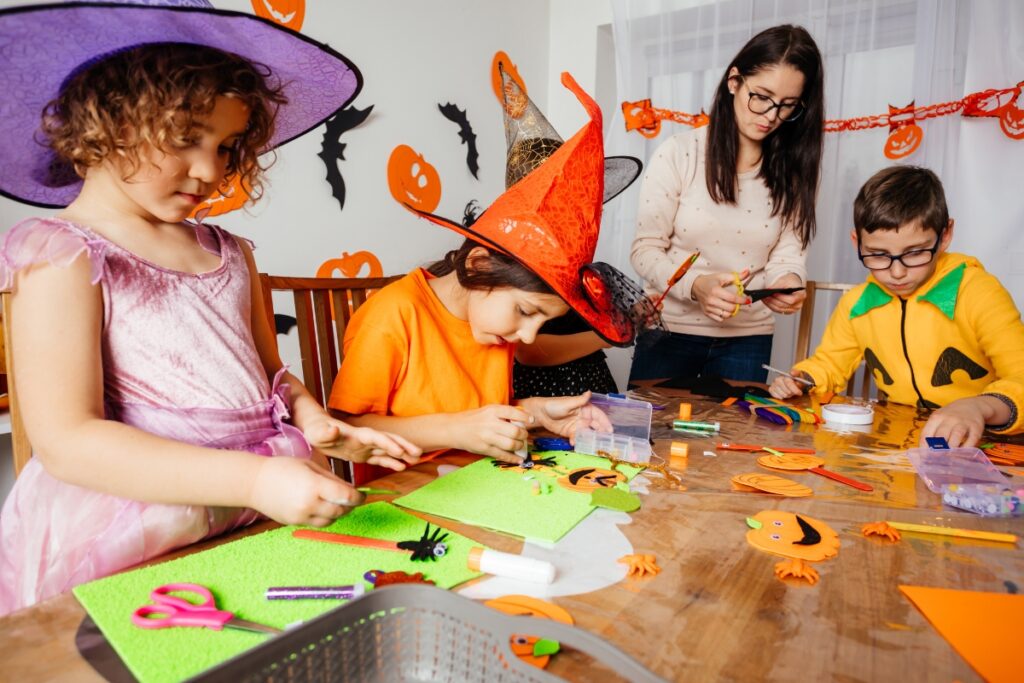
[131,583,281,636]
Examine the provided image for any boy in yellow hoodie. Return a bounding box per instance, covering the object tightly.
[771,166,1024,446]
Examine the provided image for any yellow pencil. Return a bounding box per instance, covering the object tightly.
[886,521,1017,544]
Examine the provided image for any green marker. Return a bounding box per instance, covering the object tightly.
[673,419,720,432]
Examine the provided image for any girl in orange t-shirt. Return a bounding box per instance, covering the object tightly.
[329,70,656,463]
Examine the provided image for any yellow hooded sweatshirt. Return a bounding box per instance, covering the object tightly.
[794,253,1024,434]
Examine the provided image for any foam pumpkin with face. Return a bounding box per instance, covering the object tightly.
[485,595,573,670]
[556,467,626,493]
[250,0,305,31]
[189,174,251,219]
[998,83,1024,139]
[316,251,383,279]
[883,102,922,160]
[745,511,840,585]
[387,144,442,213]
[491,51,528,118]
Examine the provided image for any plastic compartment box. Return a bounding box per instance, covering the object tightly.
[573,393,653,464]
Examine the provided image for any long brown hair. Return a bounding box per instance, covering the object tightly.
[705,25,824,248]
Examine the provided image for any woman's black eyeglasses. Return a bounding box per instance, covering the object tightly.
[737,79,805,122]
[857,239,941,270]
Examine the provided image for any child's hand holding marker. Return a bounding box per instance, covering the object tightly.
[691,269,753,322]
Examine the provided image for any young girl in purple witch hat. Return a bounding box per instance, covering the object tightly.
[0,0,420,615]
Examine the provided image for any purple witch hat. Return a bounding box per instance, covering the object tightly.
[0,0,363,208]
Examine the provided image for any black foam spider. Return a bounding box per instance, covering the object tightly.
[396,523,449,562]
[491,452,559,470]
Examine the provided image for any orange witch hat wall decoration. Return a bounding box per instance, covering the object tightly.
[408,69,652,346]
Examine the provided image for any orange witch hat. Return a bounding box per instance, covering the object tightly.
[411,72,647,346]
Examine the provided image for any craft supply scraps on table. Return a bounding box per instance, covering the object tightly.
[618,554,661,579]
[485,595,574,670]
[133,583,282,635]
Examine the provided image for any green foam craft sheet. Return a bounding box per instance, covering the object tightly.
[73,502,485,683]
[394,451,642,542]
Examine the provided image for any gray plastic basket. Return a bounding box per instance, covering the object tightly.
[189,584,665,682]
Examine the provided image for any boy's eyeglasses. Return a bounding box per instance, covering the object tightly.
[857,239,941,270]
[739,79,805,122]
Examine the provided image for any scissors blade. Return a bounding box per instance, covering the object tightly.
[227,617,283,635]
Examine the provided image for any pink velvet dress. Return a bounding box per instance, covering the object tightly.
[0,217,311,615]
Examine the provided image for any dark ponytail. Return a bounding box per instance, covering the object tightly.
[705,24,824,248]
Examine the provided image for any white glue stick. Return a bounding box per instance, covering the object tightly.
[468,546,556,584]
[511,420,528,459]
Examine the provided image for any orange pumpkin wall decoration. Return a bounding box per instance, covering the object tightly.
[962,81,1024,140]
[883,102,922,159]
[386,144,442,213]
[316,251,383,279]
[491,51,529,119]
[250,0,305,31]
[189,174,251,219]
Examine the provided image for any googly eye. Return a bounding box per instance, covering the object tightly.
[513,635,529,645]
[773,520,784,527]
[770,534,781,541]
[433,543,448,557]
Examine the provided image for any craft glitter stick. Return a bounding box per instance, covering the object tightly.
[885,522,1017,544]
[265,584,366,600]
[673,419,720,432]
[651,250,700,310]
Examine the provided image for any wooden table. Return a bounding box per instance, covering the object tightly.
[2,389,1021,682]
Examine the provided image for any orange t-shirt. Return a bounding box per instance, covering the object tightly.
[328,268,515,417]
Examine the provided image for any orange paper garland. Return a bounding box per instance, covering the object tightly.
[623,81,1024,156]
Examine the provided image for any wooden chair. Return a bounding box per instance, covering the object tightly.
[794,280,879,401]
[259,274,401,482]
[1,292,32,478]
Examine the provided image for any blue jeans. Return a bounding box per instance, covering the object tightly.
[628,331,773,383]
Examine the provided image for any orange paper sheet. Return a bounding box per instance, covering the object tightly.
[899,585,1024,683]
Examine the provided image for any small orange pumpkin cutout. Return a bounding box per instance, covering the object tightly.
[731,472,813,497]
[485,595,572,669]
[999,84,1024,139]
[251,0,305,31]
[491,51,528,118]
[190,174,251,219]
[757,453,825,471]
[746,510,840,585]
[386,144,442,213]
[884,123,922,159]
[556,467,626,493]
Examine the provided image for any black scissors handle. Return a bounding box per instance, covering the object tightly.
[746,286,805,303]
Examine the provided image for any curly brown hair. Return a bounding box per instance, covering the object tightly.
[40,42,288,203]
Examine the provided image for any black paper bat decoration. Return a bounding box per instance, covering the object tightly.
[438,102,480,179]
[318,104,374,211]
[274,314,297,335]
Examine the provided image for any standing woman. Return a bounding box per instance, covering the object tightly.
[629,25,823,384]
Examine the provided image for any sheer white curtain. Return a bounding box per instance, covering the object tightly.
[604,0,1023,374]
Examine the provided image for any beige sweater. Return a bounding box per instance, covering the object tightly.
[631,127,807,337]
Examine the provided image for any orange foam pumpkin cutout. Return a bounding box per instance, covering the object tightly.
[731,472,813,497]
[746,510,840,585]
[250,0,305,31]
[387,144,442,214]
[757,453,825,471]
[485,595,573,669]
[884,102,922,159]
[556,467,626,493]
[491,51,528,118]
[189,174,251,219]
